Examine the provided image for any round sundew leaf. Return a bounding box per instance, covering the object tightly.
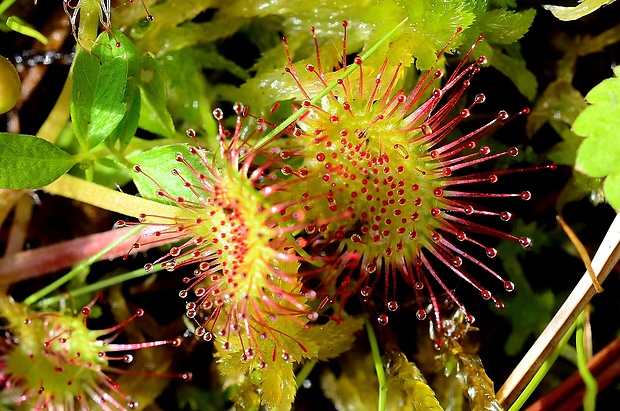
[129,143,210,204]
[0,133,77,189]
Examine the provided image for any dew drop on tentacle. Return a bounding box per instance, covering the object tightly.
[520,191,532,201]
[504,281,515,292]
[365,262,377,274]
[416,309,427,321]
[377,314,389,325]
[500,211,512,221]
[360,286,372,297]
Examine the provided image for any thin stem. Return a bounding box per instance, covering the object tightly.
[44,173,184,220]
[508,320,578,411]
[35,264,165,309]
[498,213,620,408]
[366,319,387,411]
[85,165,95,182]
[22,225,145,306]
[295,361,316,389]
[251,18,408,153]
[576,311,598,411]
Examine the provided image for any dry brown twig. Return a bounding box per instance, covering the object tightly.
[497,212,620,408]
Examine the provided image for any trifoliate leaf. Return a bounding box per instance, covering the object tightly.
[574,66,620,210]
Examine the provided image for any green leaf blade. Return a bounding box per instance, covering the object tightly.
[574,68,620,210]
[137,53,175,138]
[129,144,204,203]
[574,106,620,177]
[71,30,141,151]
[0,133,77,189]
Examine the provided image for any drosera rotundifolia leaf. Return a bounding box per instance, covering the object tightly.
[129,144,206,204]
[0,133,77,189]
[574,65,620,210]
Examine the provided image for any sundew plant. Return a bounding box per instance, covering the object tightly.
[0,0,619,410]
